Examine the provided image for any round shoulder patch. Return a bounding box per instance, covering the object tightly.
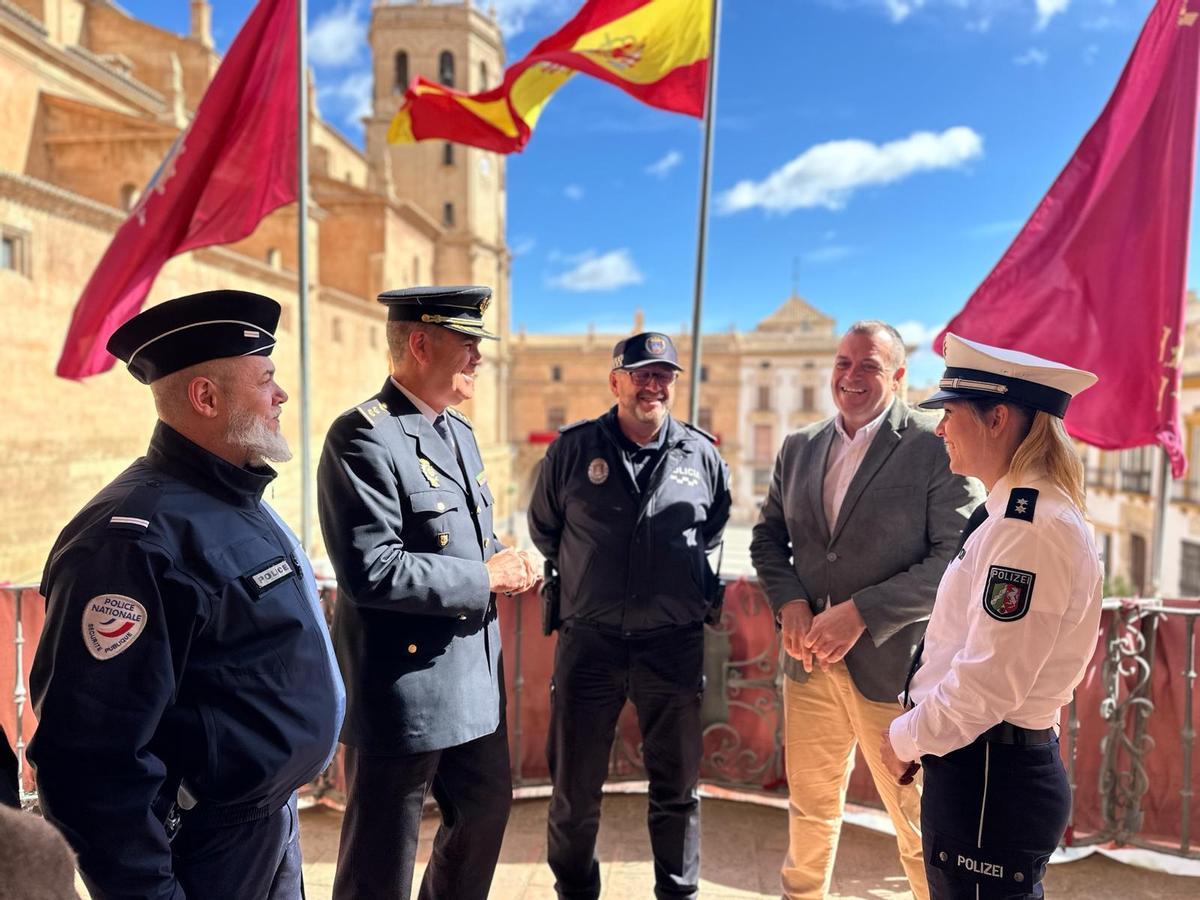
[82,594,148,660]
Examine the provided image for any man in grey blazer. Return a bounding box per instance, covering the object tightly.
[751,321,982,900]
[318,286,538,900]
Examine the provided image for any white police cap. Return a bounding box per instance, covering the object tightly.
[918,333,1097,418]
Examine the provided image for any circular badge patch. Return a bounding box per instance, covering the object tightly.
[587,458,609,485]
[82,594,148,661]
[645,335,667,356]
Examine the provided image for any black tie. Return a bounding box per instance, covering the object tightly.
[901,502,990,708]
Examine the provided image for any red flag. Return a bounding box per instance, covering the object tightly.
[56,0,298,380]
[935,0,1200,477]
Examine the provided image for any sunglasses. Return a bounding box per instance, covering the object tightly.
[623,369,679,387]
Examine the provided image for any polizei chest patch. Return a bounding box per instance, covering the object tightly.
[82,594,148,660]
[982,565,1035,622]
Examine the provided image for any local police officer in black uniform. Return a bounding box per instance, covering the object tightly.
[29,290,345,900]
[319,286,536,900]
[528,332,731,900]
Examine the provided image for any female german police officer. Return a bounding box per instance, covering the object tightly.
[880,333,1102,899]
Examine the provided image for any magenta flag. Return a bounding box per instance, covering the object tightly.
[936,0,1200,477]
[56,0,298,380]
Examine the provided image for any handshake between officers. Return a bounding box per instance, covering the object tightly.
[29,291,345,900]
[317,286,538,900]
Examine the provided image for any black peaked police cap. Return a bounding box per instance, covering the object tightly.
[107,290,281,385]
[378,285,499,340]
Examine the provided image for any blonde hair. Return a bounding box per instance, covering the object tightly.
[1009,410,1087,511]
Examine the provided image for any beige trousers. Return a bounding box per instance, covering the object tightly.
[781,663,928,900]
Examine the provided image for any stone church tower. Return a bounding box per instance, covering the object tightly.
[365,0,512,490]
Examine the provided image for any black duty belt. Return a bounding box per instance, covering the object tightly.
[977,722,1056,746]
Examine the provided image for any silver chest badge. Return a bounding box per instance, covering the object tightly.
[587,458,609,484]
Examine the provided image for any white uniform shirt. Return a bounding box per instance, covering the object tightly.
[822,405,889,528]
[889,473,1102,761]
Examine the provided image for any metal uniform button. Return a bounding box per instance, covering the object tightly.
[436,502,445,512]
[1014,873,1024,883]
[458,614,467,621]
[484,538,490,547]
[826,552,838,562]
[476,504,482,515]
[407,643,417,654]
[938,852,948,862]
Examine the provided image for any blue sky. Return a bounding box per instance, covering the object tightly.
[119,0,1167,383]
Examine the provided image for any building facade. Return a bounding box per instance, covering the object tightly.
[508,296,842,523]
[0,0,513,580]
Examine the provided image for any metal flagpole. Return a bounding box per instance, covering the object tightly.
[1151,447,1171,595]
[687,0,722,424]
[297,0,314,548]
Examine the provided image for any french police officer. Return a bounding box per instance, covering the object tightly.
[528,332,731,900]
[318,286,537,900]
[29,290,345,900]
[881,334,1103,899]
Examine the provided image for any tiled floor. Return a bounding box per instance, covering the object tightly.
[295,794,1198,899]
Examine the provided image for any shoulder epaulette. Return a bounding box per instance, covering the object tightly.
[107,480,164,534]
[1004,487,1039,522]
[354,398,389,427]
[447,407,473,429]
[558,419,590,434]
[681,421,718,444]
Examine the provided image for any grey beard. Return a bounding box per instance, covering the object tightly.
[225,407,292,466]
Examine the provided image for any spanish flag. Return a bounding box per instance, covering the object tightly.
[388,0,710,153]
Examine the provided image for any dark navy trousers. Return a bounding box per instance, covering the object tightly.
[171,793,303,900]
[921,738,1070,899]
[546,621,705,900]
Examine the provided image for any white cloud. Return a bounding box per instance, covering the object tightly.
[432,0,568,37]
[1014,47,1048,66]
[645,150,683,179]
[1034,0,1070,31]
[563,184,585,201]
[969,218,1024,238]
[548,249,644,292]
[717,126,984,215]
[883,0,925,23]
[1082,43,1099,66]
[309,1,367,68]
[895,320,949,384]
[510,236,537,257]
[803,245,856,264]
[318,70,373,126]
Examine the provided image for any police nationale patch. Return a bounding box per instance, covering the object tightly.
[82,594,148,660]
[587,458,609,485]
[982,566,1035,622]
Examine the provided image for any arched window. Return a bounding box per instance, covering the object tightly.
[393,51,409,94]
[442,142,454,166]
[119,183,139,211]
[438,51,455,88]
[442,202,455,227]
[479,62,489,91]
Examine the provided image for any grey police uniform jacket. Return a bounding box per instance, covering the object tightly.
[750,400,983,702]
[318,380,503,755]
[29,422,343,900]
[527,410,731,632]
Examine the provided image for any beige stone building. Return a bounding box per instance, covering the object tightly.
[0,0,513,581]
[508,296,842,522]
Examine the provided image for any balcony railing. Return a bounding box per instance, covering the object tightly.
[5,584,1200,859]
[1119,469,1154,495]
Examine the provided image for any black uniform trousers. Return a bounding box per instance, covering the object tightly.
[921,737,1070,899]
[547,621,704,900]
[332,719,512,900]
[172,793,303,900]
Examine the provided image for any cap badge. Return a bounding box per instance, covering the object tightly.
[419,458,441,488]
[645,335,667,356]
[587,458,609,485]
[480,295,491,314]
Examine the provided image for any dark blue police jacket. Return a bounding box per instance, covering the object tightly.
[29,422,343,900]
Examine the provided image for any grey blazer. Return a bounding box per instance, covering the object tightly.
[750,399,983,702]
